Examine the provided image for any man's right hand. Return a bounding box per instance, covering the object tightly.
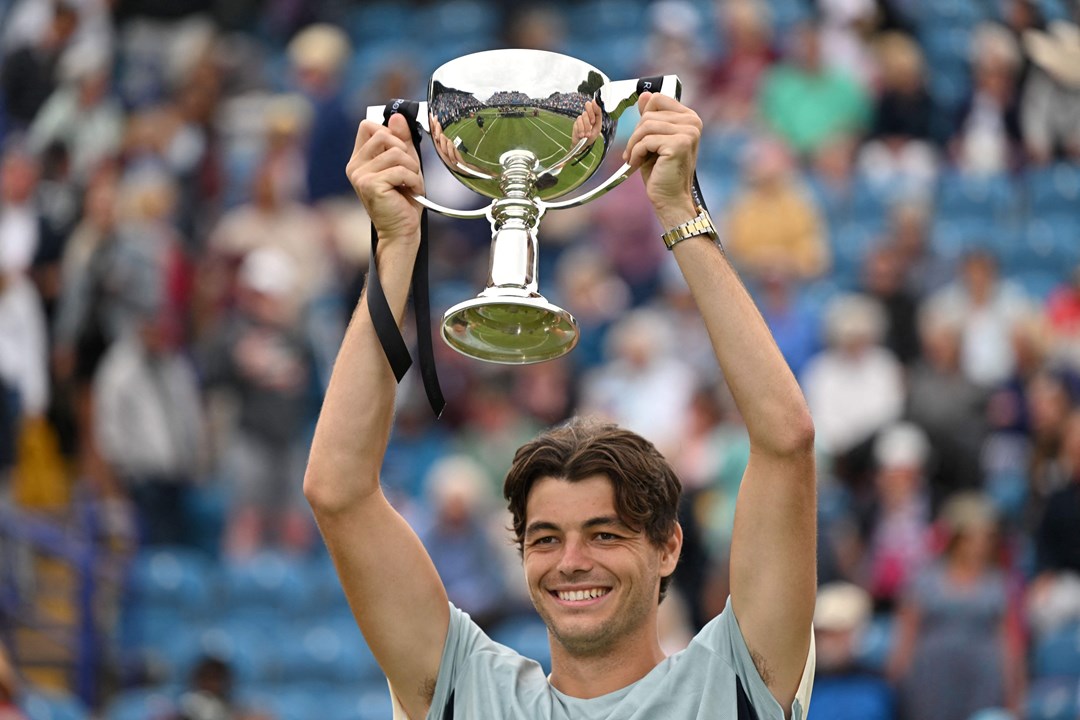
[347,114,425,243]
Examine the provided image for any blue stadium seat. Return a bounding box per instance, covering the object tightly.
[490,613,552,674]
[564,0,647,40]
[1021,219,1080,274]
[936,171,1017,222]
[855,614,895,673]
[1011,269,1066,302]
[127,547,215,610]
[162,617,280,686]
[916,0,986,25]
[1027,163,1080,218]
[1028,676,1080,720]
[102,688,177,720]
[222,550,319,618]
[1033,621,1080,679]
[243,685,326,720]
[805,676,894,720]
[21,690,90,720]
[278,619,384,685]
[345,2,411,43]
[830,222,875,283]
[416,0,499,40]
[122,548,216,655]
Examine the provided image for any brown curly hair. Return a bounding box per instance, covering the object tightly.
[503,417,682,602]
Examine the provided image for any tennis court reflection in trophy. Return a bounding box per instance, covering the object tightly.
[366,49,681,365]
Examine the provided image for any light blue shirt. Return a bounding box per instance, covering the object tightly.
[390,597,815,720]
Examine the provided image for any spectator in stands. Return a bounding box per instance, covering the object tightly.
[0,639,24,720]
[1028,408,1080,638]
[206,155,330,313]
[951,23,1024,175]
[93,299,202,546]
[1021,20,1080,164]
[26,41,122,185]
[0,229,49,503]
[887,199,952,298]
[925,249,1033,387]
[906,303,990,508]
[857,33,939,196]
[0,147,42,279]
[52,170,121,482]
[808,582,894,720]
[700,0,777,128]
[173,654,268,720]
[287,23,356,203]
[802,294,905,486]
[419,455,512,630]
[589,166,668,304]
[724,136,830,282]
[0,2,78,130]
[889,492,1025,720]
[1047,264,1080,370]
[754,269,822,378]
[817,0,880,90]
[553,246,629,372]
[1023,369,1077,515]
[862,423,933,609]
[580,307,698,456]
[202,247,317,557]
[860,241,921,366]
[759,19,871,157]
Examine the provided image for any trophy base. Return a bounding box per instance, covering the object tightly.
[441,296,579,365]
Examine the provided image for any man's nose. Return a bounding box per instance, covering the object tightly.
[557,534,593,575]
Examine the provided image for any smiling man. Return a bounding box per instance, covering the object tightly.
[304,92,817,720]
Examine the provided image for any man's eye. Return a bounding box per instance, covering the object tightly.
[596,532,619,541]
[532,536,557,545]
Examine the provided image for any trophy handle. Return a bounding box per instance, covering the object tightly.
[364,103,491,220]
[541,74,681,212]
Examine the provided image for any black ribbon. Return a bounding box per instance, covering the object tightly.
[367,100,445,417]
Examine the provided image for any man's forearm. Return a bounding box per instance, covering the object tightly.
[671,235,814,455]
[304,236,419,512]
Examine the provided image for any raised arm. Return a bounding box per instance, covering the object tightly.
[625,94,816,713]
[303,114,449,720]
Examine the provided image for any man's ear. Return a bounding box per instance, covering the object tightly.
[659,522,683,576]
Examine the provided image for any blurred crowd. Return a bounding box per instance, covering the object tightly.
[2,0,1080,718]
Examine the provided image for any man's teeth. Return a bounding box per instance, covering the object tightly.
[557,588,609,601]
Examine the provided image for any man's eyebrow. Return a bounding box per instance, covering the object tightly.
[524,521,559,538]
[583,516,633,532]
[524,516,635,538]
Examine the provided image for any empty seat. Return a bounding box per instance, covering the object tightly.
[1034,621,1080,679]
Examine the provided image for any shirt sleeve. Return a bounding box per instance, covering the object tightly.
[388,603,489,720]
[706,597,816,720]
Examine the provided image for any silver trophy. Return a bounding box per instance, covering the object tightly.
[367,49,680,364]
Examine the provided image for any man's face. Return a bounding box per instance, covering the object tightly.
[521,475,679,657]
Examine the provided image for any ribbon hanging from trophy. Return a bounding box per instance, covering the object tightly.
[366,99,446,417]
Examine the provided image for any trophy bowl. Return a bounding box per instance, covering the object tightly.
[367,49,680,365]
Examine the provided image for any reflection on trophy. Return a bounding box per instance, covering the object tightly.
[367,49,680,365]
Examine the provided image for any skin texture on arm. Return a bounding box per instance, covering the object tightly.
[625,93,817,715]
[303,114,449,720]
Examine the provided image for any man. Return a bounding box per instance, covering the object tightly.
[304,93,817,719]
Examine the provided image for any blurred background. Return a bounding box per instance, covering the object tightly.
[1,0,1080,718]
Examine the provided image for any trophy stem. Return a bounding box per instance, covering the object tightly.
[485,151,544,296]
[441,149,579,364]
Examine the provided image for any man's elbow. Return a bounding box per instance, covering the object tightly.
[768,409,816,459]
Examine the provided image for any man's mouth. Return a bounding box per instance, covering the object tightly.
[551,587,611,603]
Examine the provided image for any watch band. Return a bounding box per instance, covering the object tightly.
[661,206,720,250]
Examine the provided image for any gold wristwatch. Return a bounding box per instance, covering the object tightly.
[661,206,720,250]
